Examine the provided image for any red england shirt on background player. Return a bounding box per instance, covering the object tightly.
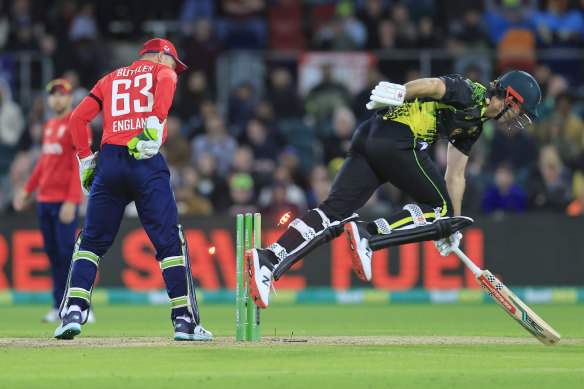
[23,111,91,203]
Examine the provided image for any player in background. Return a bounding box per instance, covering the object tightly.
[53,39,212,341]
[13,79,94,323]
[247,70,542,309]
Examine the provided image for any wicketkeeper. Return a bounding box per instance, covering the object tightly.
[54,38,212,341]
[247,70,542,309]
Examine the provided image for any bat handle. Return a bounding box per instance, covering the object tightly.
[452,248,483,278]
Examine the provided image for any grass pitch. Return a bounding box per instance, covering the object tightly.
[1,303,583,389]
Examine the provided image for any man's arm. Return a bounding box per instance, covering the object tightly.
[404,78,446,100]
[445,143,468,216]
[70,96,101,158]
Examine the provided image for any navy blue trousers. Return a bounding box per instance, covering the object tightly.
[37,202,79,308]
[68,145,184,313]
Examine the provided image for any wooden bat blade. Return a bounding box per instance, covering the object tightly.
[477,270,561,346]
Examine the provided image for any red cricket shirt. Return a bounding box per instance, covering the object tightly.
[24,112,90,203]
[70,60,177,158]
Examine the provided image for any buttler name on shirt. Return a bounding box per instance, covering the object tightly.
[113,117,146,132]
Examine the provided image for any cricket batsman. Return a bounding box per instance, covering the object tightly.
[247,70,542,309]
[54,38,212,341]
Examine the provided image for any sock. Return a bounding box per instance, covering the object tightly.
[268,209,330,265]
[177,315,193,323]
[68,305,81,314]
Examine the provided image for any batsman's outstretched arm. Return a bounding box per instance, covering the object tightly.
[403,78,446,100]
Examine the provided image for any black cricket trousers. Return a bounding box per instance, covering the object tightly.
[320,115,453,226]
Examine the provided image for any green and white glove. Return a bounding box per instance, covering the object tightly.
[366,81,407,110]
[127,116,165,160]
[78,152,98,197]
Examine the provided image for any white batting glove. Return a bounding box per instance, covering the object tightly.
[366,81,407,110]
[78,152,98,197]
[127,116,165,160]
[434,231,462,257]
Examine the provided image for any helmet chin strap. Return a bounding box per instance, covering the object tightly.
[494,104,510,121]
[494,103,513,131]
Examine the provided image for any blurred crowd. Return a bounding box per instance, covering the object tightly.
[1,0,584,223]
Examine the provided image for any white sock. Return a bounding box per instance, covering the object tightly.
[68,305,82,314]
[177,315,192,323]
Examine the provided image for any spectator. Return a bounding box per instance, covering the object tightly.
[305,64,352,122]
[278,145,308,192]
[482,162,527,213]
[377,19,413,83]
[416,17,442,49]
[228,172,258,216]
[175,71,214,129]
[322,106,356,165]
[185,98,219,140]
[191,114,237,178]
[228,82,257,133]
[313,1,367,50]
[258,166,307,215]
[266,67,304,119]
[0,151,33,212]
[69,2,99,42]
[483,0,538,45]
[0,78,25,147]
[174,166,213,216]
[353,67,385,122]
[253,99,288,149]
[182,18,221,80]
[527,144,573,212]
[62,69,90,109]
[162,115,191,171]
[179,0,215,28]
[390,2,417,48]
[356,0,391,49]
[230,144,255,176]
[534,93,584,168]
[487,122,537,177]
[195,152,230,213]
[216,0,267,50]
[449,8,490,49]
[259,180,300,225]
[305,164,333,209]
[239,118,282,187]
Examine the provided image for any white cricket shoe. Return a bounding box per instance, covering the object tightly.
[344,221,373,281]
[87,309,96,323]
[245,248,276,309]
[42,308,60,323]
[173,317,213,341]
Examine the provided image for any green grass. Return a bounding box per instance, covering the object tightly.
[1,303,583,389]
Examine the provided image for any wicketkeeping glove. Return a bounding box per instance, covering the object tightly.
[434,231,463,257]
[78,152,98,197]
[127,116,165,160]
[366,81,407,110]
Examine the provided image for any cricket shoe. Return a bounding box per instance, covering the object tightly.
[246,248,276,309]
[173,318,213,341]
[54,310,83,340]
[344,221,373,281]
[42,308,60,323]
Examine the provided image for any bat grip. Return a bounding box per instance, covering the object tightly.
[452,248,483,277]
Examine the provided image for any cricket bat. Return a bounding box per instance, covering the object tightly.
[453,248,561,346]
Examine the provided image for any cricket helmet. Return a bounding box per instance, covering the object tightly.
[492,70,542,118]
